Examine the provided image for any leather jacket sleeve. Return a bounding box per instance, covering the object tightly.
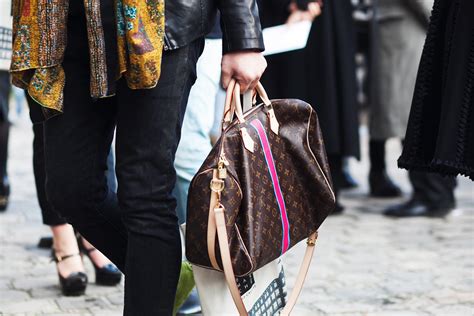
[217,0,265,53]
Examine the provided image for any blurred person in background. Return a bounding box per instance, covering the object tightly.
[351,0,375,191]
[368,0,430,198]
[3,0,121,294]
[370,0,457,218]
[0,1,12,212]
[260,0,360,214]
[399,0,474,182]
[27,96,121,296]
[0,70,9,212]
[353,0,403,198]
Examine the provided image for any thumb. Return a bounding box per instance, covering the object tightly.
[221,69,233,89]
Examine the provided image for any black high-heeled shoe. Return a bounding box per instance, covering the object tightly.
[52,251,88,296]
[0,178,10,212]
[79,242,122,286]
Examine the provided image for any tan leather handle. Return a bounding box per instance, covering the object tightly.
[222,79,272,128]
[212,199,317,315]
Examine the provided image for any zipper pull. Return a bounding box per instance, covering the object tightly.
[217,156,228,179]
[219,155,230,166]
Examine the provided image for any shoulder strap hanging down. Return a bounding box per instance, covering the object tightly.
[208,170,318,316]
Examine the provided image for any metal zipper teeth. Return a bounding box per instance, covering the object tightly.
[163,33,171,51]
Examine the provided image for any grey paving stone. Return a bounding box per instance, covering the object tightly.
[426,304,474,316]
[105,292,124,306]
[55,296,110,313]
[29,285,62,299]
[366,311,430,316]
[0,289,30,302]
[314,301,377,314]
[12,276,58,291]
[0,298,60,314]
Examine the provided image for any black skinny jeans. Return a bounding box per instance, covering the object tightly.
[38,8,202,315]
[27,98,117,226]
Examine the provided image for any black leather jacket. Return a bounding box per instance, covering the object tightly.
[164,0,265,53]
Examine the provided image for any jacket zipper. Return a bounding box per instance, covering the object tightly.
[163,33,171,51]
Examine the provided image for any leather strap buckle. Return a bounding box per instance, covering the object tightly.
[210,179,225,193]
[307,231,318,246]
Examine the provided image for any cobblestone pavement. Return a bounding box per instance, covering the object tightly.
[0,116,473,315]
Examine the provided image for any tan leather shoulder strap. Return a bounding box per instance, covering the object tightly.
[207,170,221,271]
[280,232,317,316]
[213,205,317,316]
[214,206,248,315]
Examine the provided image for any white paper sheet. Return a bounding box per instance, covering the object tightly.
[0,0,12,29]
[262,21,313,56]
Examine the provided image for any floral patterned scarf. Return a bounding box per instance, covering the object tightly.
[10,0,165,116]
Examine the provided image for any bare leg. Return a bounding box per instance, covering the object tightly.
[51,224,85,277]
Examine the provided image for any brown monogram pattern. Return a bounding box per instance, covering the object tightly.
[186,99,336,276]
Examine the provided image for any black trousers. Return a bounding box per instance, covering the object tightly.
[409,171,457,208]
[28,98,117,226]
[35,10,203,315]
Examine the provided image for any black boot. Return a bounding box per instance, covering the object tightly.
[369,170,402,197]
[369,139,402,198]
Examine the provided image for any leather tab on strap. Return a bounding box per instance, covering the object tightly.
[207,169,222,271]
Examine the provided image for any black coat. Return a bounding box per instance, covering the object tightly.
[399,0,474,180]
[259,0,360,159]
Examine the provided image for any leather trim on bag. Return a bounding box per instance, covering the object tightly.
[306,108,336,202]
[233,223,254,276]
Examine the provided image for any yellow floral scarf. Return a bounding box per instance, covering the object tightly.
[10,0,165,116]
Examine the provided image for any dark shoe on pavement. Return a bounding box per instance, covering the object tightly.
[383,199,454,218]
[0,177,10,212]
[177,288,202,315]
[38,236,54,249]
[52,251,88,296]
[340,168,359,189]
[369,171,402,198]
[79,238,122,286]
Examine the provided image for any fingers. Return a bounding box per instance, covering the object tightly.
[286,11,303,24]
[221,68,232,90]
[236,68,264,93]
[247,78,260,93]
[220,52,267,93]
[288,2,298,12]
[234,77,252,93]
[308,3,322,18]
[222,72,255,93]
